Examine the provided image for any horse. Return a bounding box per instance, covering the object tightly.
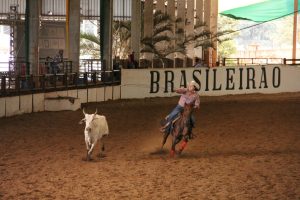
[161,103,194,157]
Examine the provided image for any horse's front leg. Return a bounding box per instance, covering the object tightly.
[170,135,178,157]
[178,128,189,154]
[161,131,170,150]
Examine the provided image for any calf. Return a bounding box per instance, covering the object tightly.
[79,109,109,161]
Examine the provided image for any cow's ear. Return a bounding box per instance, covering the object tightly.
[79,118,86,124]
[93,115,100,119]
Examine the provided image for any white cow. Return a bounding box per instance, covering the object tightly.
[79,108,109,161]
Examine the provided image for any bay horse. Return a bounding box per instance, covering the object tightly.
[161,103,194,157]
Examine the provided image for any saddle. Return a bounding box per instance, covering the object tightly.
[160,115,196,140]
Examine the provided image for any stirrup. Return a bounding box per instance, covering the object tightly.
[159,127,166,133]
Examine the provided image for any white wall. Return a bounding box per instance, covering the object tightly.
[0,85,121,118]
[6,96,20,117]
[0,98,5,117]
[20,95,33,114]
[121,65,300,98]
[1,65,299,118]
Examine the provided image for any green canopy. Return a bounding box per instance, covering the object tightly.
[220,0,300,22]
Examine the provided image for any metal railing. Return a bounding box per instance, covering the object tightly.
[221,58,284,66]
[283,58,300,65]
[0,70,121,97]
[0,0,132,20]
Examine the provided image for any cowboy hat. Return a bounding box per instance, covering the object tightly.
[188,80,199,91]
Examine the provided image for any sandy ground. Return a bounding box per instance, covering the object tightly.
[0,93,300,200]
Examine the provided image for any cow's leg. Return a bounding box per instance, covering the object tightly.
[97,139,106,158]
[85,137,91,161]
[87,140,97,161]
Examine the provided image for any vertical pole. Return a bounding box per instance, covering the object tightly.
[100,0,113,71]
[167,0,175,67]
[186,0,195,62]
[68,0,80,72]
[177,0,186,67]
[100,0,105,65]
[292,0,298,64]
[66,0,69,61]
[131,0,141,65]
[143,0,153,63]
[25,0,30,75]
[156,0,165,13]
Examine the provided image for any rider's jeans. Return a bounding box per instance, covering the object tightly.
[166,104,184,123]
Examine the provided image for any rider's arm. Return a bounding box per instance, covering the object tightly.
[194,94,200,109]
[175,88,187,94]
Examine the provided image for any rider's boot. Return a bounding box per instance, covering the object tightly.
[160,122,170,133]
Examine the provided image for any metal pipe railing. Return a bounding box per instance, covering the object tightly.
[0,70,121,97]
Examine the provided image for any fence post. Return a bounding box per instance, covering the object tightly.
[41,75,45,91]
[15,75,20,94]
[74,73,78,87]
[92,72,96,84]
[84,72,88,86]
[1,76,6,95]
[63,73,67,88]
[30,75,34,89]
[54,74,57,89]
[222,58,226,66]
[283,58,286,65]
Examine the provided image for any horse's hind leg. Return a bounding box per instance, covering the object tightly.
[170,135,181,157]
[174,135,182,146]
[178,139,188,155]
[170,142,176,157]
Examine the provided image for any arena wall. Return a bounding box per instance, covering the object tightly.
[0,86,118,117]
[0,65,299,117]
[121,65,300,98]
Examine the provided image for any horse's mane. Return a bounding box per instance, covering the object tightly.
[181,103,193,118]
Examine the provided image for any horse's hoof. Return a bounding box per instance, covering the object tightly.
[176,150,183,155]
[170,150,175,157]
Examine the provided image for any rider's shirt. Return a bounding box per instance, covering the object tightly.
[176,88,200,108]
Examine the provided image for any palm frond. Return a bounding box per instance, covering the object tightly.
[152,35,172,43]
[153,24,173,36]
[80,32,100,45]
[153,10,172,26]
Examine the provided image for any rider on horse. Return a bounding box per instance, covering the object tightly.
[160,80,200,137]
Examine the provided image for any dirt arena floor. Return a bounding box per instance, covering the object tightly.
[0,93,300,199]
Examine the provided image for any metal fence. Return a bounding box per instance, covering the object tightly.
[0,70,121,97]
[0,0,132,20]
[221,58,284,66]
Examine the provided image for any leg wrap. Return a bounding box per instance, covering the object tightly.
[179,140,188,151]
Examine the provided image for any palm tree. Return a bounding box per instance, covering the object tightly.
[141,10,184,68]
[179,18,234,54]
[112,20,131,59]
[80,32,100,58]
[80,20,131,59]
